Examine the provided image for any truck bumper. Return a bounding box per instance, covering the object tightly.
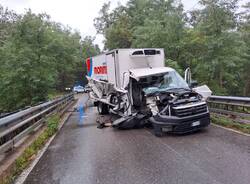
[149,111,210,135]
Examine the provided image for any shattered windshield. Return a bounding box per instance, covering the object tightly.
[143,71,189,95]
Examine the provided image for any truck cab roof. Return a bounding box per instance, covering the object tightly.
[129,67,175,81]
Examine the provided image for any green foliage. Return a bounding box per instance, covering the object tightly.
[0,5,19,46]
[105,14,132,49]
[0,12,57,111]
[165,59,183,74]
[46,115,60,136]
[1,0,250,111]
[211,114,250,134]
[189,0,244,95]
[0,5,99,112]
[47,91,65,100]
[238,2,250,96]
[95,0,250,97]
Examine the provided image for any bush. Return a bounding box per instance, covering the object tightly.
[211,114,250,134]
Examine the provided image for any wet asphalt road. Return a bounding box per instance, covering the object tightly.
[23,94,250,184]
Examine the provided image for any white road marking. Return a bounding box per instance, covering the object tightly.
[15,134,56,184]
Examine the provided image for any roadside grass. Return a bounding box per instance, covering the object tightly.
[211,114,250,134]
[1,115,60,184]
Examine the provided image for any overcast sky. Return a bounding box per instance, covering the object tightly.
[0,0,247,49]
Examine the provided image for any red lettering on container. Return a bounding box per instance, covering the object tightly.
[94,66,107,74]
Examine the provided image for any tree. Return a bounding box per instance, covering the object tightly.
[95,0,249,96]
[94,2,113,35]
[94,2,132,49]
[0,7,100,112]
[190,0,243,95]
[94,0,187,75]
[238,2,250,96]
[105,14,132,49]
[0,5,19,46]
[48,23,82,91]
[132,0,185,62]
[94,0,185,60]
[0,11,57,110]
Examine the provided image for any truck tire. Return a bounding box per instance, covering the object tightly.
[97,102,109,115]
[153,124,164,137]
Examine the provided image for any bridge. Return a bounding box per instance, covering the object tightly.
[0,94,249,184]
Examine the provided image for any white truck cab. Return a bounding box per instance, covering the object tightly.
[86,48,210,136]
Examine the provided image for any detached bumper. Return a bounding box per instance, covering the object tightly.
[150,111,210,134]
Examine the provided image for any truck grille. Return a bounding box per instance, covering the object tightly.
[173,103,207,117]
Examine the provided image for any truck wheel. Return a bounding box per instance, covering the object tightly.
[97,102,109,115]
[153,125,164,137]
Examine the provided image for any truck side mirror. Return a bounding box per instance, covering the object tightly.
[184,67,191,86]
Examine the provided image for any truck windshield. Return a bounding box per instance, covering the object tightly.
[143,71,189,95]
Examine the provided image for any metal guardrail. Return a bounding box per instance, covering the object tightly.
[0,93,74,154]
[0,101,47,119]
[0,112,18,119]
[207,95,250,123]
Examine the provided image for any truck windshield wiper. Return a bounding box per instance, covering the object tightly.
[165,87,191,91]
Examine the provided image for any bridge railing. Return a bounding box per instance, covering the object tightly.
[207,95,250,124]
[0,93,74,154]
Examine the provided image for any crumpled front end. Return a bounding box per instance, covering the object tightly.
[146,89,210,136]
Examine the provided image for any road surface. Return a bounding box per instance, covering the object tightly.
[23,94,250,184]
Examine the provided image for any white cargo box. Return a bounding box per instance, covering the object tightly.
[86,48,165,88]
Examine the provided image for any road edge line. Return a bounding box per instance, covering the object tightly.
[211,123,250,137]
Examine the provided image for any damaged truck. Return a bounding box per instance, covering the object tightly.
[86,48,211,136]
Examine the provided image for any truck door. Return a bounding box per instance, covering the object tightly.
[106,52,117,86]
